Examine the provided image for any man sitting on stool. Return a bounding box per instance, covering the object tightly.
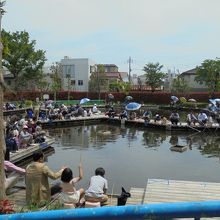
[170,111,180,125]
[198,110,208,126]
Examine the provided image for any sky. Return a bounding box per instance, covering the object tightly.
[2,0,220,76]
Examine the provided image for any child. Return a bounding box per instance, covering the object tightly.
[60,163,84,207]
[85,167,108,203]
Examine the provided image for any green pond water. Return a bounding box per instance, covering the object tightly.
[45,123,220,194]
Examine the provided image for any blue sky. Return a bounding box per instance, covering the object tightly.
[2,0,220,75]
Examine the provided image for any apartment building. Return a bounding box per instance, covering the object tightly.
[60,57,96,92]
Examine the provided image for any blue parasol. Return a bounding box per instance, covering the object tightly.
[171,96,179,102]
[125,102,141,111]
[80,98,90,104]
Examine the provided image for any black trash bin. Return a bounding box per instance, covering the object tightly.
[117,187,131,206]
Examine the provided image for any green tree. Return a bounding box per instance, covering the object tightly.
[50,62,62,101]
[35,71,50,100]
[195,58,220,94]
[143,62,166,92]
[171,75,189,94]
[109,81,131,94]
[2,29,46,90]
[89,64,108,98]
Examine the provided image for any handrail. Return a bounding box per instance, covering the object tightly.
[1,200,220,220]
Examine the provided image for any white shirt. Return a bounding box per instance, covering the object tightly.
[92,106,98,113]
[86,175,108,194]
[198,113,208,121]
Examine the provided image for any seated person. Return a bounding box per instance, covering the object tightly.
[105,107,116,118]
[169,111,180,125]
[60,164,84,208]
[142,110,152,123]
[26,108,34,119]
[154,113,161,123]
[69,104,76,112]
[72,106,84,117]
[119,109,128,119]
[39,110,47,121]
[187,111,197,126]
[48,108,58,120]
[198,111,208,125]
[77,106,84,116]
[5,131,18,153]
[92,104,98,114]
[19,125,33,148]
[85,167,108,204]
[129,111,136,120]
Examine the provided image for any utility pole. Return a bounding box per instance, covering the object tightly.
[127,56,132,83]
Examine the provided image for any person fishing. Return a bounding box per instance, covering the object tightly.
[187,111,198,126]
[85,167,108,204]
[169,111,180,125]
[60,163,85,208]
[198,110,208,126]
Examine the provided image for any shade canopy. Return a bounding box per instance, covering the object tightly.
[209,98,220,106]
[125,96,133,101]
[125,102,141,111]
[188,98,196,102]
[80,98,90,104]
[180,97,187,103]
[171,96,179,102]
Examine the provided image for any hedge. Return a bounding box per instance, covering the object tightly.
[3,91,220,105]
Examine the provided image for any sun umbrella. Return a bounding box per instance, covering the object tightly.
[209,99,220,106]
[108,93,114,99]
[125,102,141,111]
[125,96,133,101]
[180,97,187,103]
[188,98,196,102]
[171,96,179,102]
[80,98,90,104]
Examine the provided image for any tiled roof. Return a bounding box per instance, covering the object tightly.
[180,68,197,76]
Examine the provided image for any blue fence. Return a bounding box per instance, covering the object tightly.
[1,201,220,220]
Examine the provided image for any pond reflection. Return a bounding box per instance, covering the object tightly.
[46,124,220,194]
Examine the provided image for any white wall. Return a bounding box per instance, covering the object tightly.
[61,58,96,92]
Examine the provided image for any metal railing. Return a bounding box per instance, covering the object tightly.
[1,200,220,220]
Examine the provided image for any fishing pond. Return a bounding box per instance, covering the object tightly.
[46,123,220,194]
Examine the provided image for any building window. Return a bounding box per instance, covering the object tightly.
[78,80,83,86]
[71,80,75,85]
[62,65,75,78]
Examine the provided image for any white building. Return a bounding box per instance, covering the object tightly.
[60,57,96,92]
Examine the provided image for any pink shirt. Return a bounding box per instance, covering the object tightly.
[4,160,25,174]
